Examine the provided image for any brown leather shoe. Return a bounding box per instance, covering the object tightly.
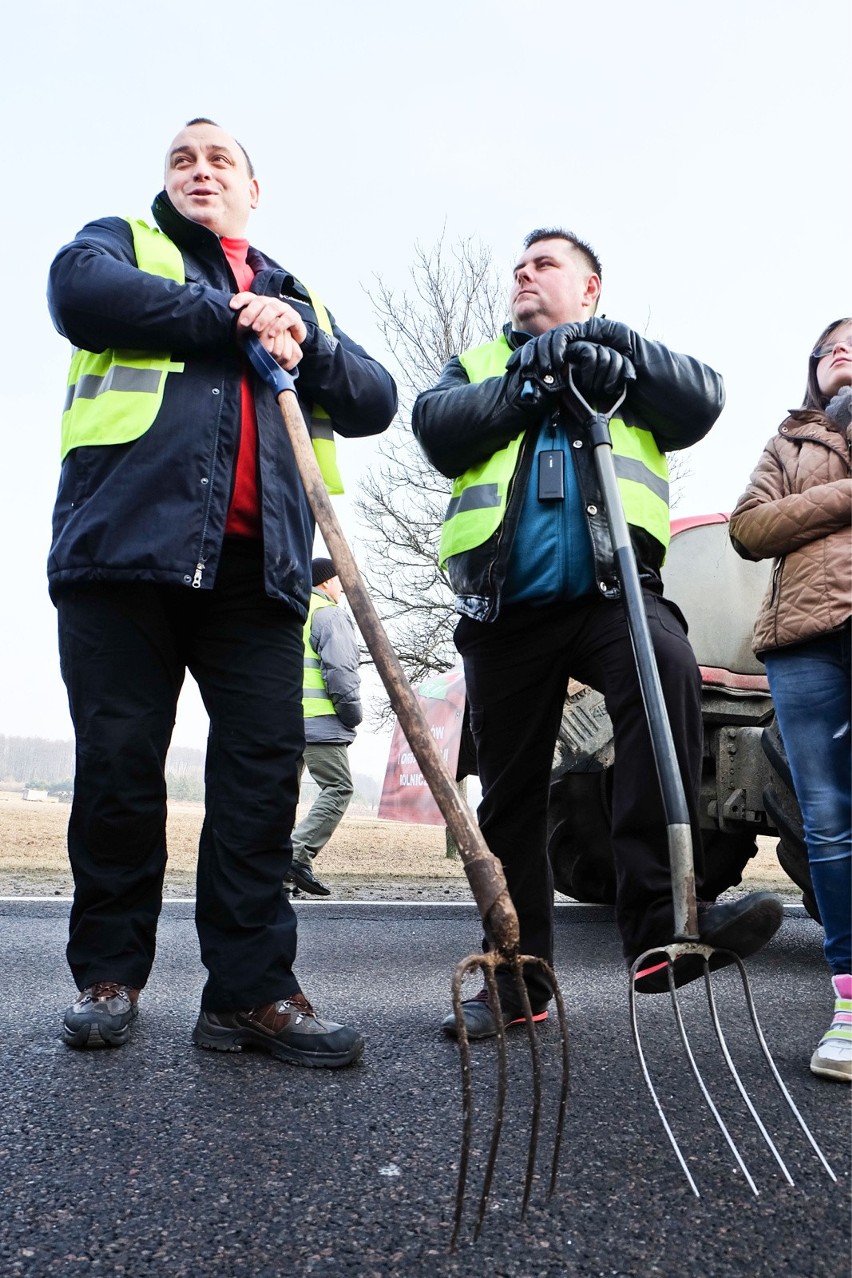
[192,993,364,1068]
[62,982,140,1049]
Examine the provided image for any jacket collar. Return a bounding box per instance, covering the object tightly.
[503,321,532,351]
[151,190,311,307]
[781,410,850,451]
[151,189,226,255]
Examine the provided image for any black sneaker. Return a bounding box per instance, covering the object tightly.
[632,891,784,994]
[441,987,550,1040]
[289,862,331,897]
[62,982,139,1049]
[192,993,363,1068]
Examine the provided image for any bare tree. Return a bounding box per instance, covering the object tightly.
[354,233,505,722]
[367,231,505,404]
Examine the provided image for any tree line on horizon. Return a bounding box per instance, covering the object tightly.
[0,734,381,808]
[0,735,205,795]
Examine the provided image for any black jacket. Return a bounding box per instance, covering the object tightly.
[412,322,724,621]
[47,192,397,618]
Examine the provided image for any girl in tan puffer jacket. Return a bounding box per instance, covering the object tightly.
[730,317,851,1083]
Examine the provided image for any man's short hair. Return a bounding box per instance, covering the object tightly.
[184,116,256,179]
[523,227,602,282]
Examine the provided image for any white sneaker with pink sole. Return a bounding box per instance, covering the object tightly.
[810,974,852,1082]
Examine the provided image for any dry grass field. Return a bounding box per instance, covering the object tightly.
[0,794,464,898]
[0,793,797,902]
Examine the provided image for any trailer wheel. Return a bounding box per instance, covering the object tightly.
[761,717,819,922]
[547,769,616,904]
[700,829,760,901]
[548,770,770,906]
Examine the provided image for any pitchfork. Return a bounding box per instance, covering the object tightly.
[568,367,836,1197]
[246,338,569,1244]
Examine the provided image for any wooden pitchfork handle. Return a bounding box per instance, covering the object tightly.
[245,337,520,954]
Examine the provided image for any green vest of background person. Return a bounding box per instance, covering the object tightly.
[61,219,343,493]
[302,592,337,718]
[438,333,670,568]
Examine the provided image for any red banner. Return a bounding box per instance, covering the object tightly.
[378,667,466,826]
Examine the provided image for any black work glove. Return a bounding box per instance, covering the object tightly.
[568,316,725,445]
[571,316,637,357]
[565,341,636,402]
[505,323,584,393]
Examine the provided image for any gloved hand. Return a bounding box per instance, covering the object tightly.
[571,316,637,357]
[569,316,724,445]
[565,341,636,402]
[506,323,585,393]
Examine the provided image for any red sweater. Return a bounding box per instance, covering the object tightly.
[222,237,260,537]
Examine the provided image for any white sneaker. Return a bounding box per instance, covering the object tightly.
[810,974,852,1083]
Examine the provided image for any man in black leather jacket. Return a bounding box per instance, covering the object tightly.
[49,118,397,1065]
[413,228,783,1038]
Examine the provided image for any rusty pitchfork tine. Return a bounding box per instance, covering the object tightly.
[451,952,570,1248]
[451,956,508,1247]
[569,367,836,1195]
[247,340,570,1239]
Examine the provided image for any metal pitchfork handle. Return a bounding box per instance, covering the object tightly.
[567,366,835,1196]
[246,336,569,1244]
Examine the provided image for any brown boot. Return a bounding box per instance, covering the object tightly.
[62,982,139,1049]
[192,993,363,1068]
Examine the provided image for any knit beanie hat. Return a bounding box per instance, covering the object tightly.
[311,557,336,587]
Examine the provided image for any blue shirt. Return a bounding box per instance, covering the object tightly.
[502,416,596,605]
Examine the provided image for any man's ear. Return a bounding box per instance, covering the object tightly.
[584,273,602,311]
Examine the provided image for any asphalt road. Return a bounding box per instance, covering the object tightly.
[0,899,848,1277]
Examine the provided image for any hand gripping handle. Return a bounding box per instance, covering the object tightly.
[244,335,299,396]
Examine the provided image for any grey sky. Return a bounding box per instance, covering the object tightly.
[1,0,849,780]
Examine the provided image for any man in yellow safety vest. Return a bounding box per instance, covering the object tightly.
[48,118,396,1065]
[413,228,783,1038]
[285,558,362,898]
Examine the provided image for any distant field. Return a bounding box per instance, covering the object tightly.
[0,795,462,898]
[0,793,797,902]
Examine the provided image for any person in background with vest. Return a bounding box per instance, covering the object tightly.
[47,118,396,1065]
[413,227,783,1039]
[284,557,362,898]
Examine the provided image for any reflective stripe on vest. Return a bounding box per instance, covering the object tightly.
[303,592,336,717]
[60,219,186,459]
[61,223,345,495]
[438,335,670,566]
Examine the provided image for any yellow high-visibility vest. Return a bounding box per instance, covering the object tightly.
[302,592,336,717]
[438,334,670,567]
[60,219,343,494]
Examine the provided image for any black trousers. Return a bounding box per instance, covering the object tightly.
[56,540,305,1011]
[455,591,704,1008]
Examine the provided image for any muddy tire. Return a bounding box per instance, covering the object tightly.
[547,769,616,903]
[761,717,819,921]
[700,829,760,901]
[548,770,762,904]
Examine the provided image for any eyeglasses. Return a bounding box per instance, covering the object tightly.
[812,337,852,360]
